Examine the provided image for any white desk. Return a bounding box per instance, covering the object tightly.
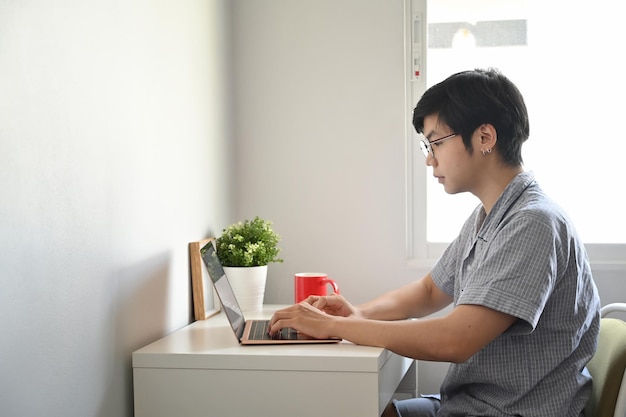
[133,305,416,417]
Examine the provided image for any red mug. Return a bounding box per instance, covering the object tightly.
[294,272,340,303]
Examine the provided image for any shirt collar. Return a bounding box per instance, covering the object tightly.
[476,171,536,242]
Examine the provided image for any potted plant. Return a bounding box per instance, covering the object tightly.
[215,216,282,311]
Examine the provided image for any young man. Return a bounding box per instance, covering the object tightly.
[269,68,600,417]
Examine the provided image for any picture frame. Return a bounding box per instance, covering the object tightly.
[189,238,221,320]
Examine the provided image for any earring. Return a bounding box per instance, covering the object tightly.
[482,148,492,156]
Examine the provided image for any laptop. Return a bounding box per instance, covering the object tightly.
[200,240,341,345]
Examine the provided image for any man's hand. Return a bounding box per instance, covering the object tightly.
[268,301,343,339]
[303,294,360,318]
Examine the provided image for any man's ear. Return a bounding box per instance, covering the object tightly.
[478,123,497,151]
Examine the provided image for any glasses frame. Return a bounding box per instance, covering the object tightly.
[418,132,458,158]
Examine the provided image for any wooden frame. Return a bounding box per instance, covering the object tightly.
[189,238,221,320]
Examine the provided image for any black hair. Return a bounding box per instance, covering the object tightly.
[413,68,529,166]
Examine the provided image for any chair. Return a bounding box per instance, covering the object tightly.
[585,303,626,417]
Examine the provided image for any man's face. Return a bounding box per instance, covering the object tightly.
[421,114,482,195]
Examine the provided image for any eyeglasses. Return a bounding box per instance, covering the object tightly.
[418,132,458,158]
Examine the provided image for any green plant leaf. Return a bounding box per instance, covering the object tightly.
[215,216,283,267]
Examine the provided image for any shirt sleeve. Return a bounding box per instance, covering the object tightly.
[432,203,567,335]
[456,210,561,333]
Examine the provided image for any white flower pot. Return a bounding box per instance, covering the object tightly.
[222,265,268,312]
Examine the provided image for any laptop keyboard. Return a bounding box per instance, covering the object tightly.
[250,320,299,340]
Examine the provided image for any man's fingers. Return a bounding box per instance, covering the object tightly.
[310,297,327,310]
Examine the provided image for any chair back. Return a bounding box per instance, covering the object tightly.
[585,303,626,417]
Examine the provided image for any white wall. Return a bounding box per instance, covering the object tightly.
[231,0,626,395]
[232,0,423,304]
[0,1,232,416]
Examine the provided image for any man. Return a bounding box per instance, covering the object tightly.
[269,68,600,417]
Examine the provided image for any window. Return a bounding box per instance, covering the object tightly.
[406,0,626,268]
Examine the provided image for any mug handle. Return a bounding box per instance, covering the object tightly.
[323,278,340,295]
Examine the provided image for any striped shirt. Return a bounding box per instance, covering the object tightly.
[431,172,600,417]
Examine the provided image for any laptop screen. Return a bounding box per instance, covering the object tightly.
[200,241,245,338]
